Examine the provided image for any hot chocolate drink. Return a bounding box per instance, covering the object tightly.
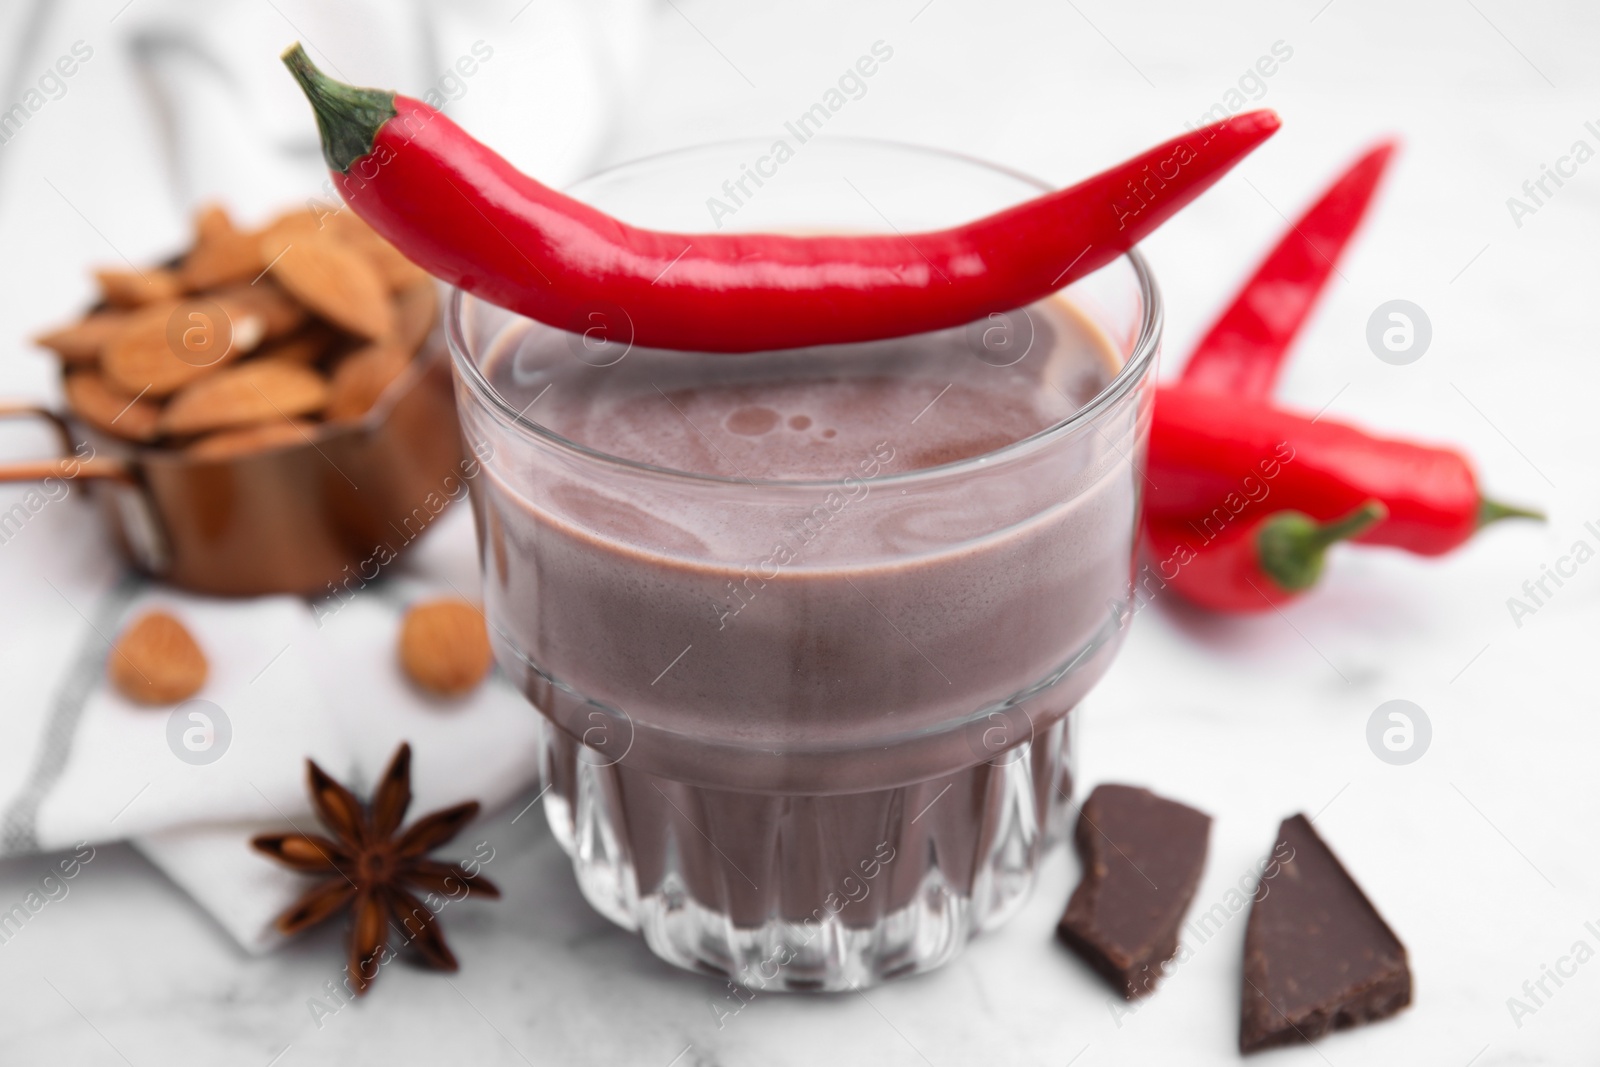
[458,289,1149,988]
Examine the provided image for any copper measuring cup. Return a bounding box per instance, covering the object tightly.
[0,341,466,598]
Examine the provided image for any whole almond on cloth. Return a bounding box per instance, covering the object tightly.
[33,310,133,365]
[268,230,394,340]
[179,204,265,290]
[96,267,182,307]
[109,611,207,705]
[326,343,410,422]
[188,419,315,460]
[399,599,493,697]
[160,360,329,436]
[65,371,162,443]
[101,297,265,397]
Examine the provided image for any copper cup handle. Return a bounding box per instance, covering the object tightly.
[0,404,130,483]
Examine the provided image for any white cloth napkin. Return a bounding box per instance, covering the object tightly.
[0,0,654,951]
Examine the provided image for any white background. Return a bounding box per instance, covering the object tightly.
[1,0,1597,1063]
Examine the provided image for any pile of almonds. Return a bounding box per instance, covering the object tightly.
[35,204,438,459]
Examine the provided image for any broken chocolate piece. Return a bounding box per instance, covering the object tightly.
[1057,783,1212,998]
[1240,815,1411,1053]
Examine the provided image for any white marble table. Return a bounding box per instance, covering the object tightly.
[2,0,1597,1063]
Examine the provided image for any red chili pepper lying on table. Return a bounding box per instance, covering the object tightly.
[281,44,1279,353]
[1146,143,1540,612]
[1148,386,1540,556]
[1180,140,1396,397]
[1145,501,1386,613]
[1152,388,1536,614]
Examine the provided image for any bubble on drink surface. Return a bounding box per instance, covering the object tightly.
[1366,300,1431,365]
[725,406,779,436]
[564,301,634,367]
[788,414,812,431]
[963,701,1036,766]
[166,699,232,765]
[1365,699,1431,765]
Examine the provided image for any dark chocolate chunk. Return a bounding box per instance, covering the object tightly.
[1057,783,1212,998]
[1240,814,1412,1054]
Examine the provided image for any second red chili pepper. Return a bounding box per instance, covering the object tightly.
[1179,140,1397,398]
[1147,387,1541,557]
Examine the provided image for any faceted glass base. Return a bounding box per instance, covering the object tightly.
[541,715,1074,992]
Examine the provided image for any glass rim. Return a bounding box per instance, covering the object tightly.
[446,135,1164,491]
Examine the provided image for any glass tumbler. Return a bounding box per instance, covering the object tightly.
[448,138,1161,991]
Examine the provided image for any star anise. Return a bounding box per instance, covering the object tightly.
[251,743,499,995]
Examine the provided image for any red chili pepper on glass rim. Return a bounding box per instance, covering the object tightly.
[1148,387,1541,557]
[1145,501,1387,613]
[1180,140,1397,397]
[280,44,1279,353]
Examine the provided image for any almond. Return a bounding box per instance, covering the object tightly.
[188,419,316,460]
[64,371,162,443]
[179,204,265,290]
[160,360,329,436]
[253,324,338,366]
[399,599,493,697]
[256,207,323,262]
[326,211,429,290]
[101,298,264,397]
[96,267,182,308]
[211,280,307,340]
[34,310,133,364]
[392,279,439,353]
[268,231,394,340]
[195,202,236,245]
[108,611,207,705]
[326,343,410,422]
